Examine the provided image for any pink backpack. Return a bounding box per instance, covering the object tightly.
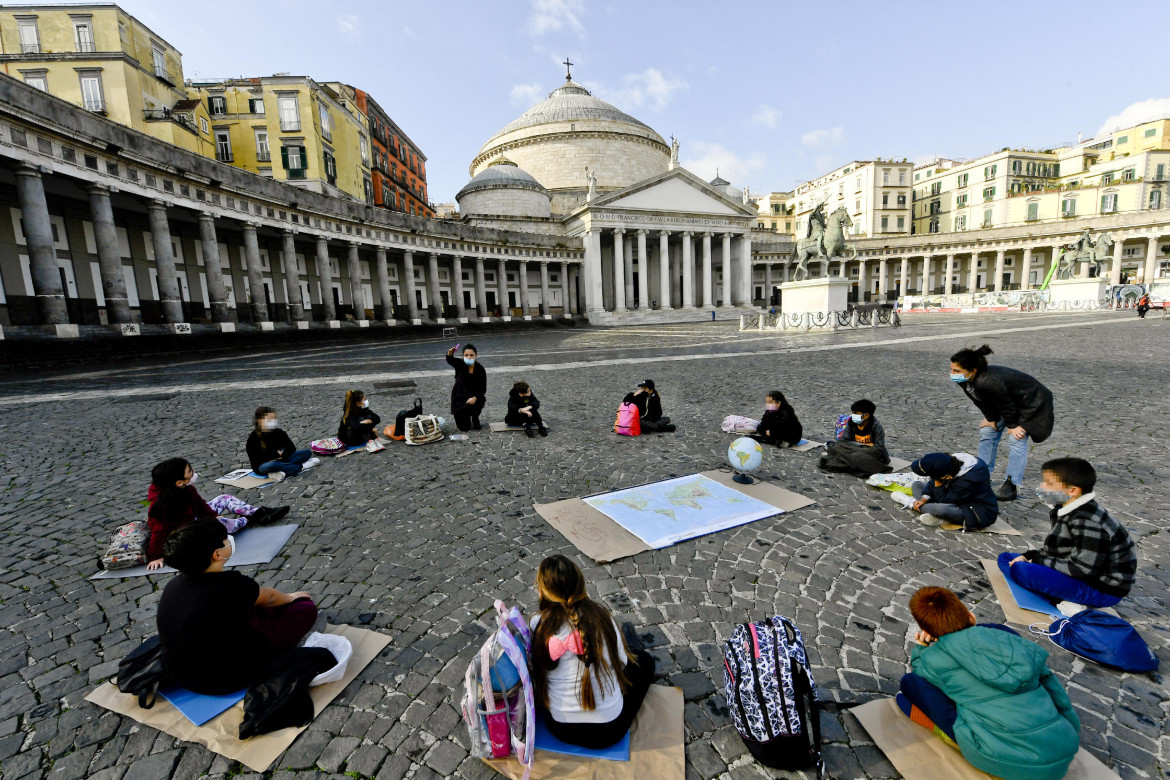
[310,437,346,455]
[614,402,641,436]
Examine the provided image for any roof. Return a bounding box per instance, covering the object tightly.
[456,157,549,201]
[486,80,657,142]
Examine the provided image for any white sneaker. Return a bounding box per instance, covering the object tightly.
[1057,601,1088,617]
[918,514,946,527]
[890,491,915,509]
[302,457,321,471]
[268,471,286,482]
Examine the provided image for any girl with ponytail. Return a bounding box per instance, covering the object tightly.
[337,389,381,446]
[529,554,656,749]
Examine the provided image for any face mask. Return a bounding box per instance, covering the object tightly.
[223,534,236,559]
[950,373,969,383]
[765,403,779,411]
[263,419,278,431]
[463,357,475,366]
[1037,489,1070,508]
[187,473,199,486]
[851,414,864,424]
[360,400,369,408]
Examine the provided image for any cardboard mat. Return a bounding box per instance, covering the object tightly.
[940,519,1021,536]
[91,525,298,580]
[979,559,1118,625]
[484,685,684,780]
[791,439,822,452]
[535,470,815,563]
[84,624,389,773]
[887,457,913,472]
[214,469,281,490]
[852,697,1120,780]
[490,422,551,433]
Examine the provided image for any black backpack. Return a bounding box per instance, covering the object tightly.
[117,636,170,709]
[391,397,423,440]
[723,616,822,774]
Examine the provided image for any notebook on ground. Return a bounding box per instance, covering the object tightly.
[534,714,629,761]
[159,685,247,727]
[90,524,298,579]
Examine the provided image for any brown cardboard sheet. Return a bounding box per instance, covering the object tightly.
[940,519,1022,536]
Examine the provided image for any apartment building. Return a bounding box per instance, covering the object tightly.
[791,159,913,240]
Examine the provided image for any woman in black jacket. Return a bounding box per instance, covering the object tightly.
[505,381,548,437]
[447,344,486,431]
[247,406,319,477]
[622,379,675,432]
[337,390,381,446]
[950,345,1054,501]
[754,390,803,447]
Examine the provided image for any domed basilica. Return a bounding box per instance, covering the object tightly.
[456,67,760,324]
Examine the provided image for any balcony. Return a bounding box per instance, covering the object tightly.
[216,150,233,163]
[256,149,271,162]
[83,100,106,114]
[153,67,175,86]
[20,43,40,54]
[143,108,197,135]
[280,120,301,132]
[76,41,95,53]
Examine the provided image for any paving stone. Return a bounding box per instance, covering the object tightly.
[120,749,180,780]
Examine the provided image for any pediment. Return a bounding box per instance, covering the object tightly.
[589,169,754,216]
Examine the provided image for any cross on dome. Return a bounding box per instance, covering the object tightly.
[563,57,573,81]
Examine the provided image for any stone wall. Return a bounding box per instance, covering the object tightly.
[460,187,551,219]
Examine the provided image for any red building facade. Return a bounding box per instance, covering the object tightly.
[354,89,432,218]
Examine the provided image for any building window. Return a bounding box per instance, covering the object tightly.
[1011,160,1022,175]
[199,117,209,134]
[882,193,889,206]
[278,96,300,131]
[984,164,997,180]
[931,181,941,195]
[983,186,995,200]
[954,215,966,231]
[1026,202,1039,221]
[22,73,47,92]
[322,151,336,185]
[255,129,270,161]
[956,193,968,207]
[248,97,265,115]
[882,169,890,184]
[282,145,307,179]
[1150,190,1162,210]
[929,200,940,215]
[1101,193,1118,213]
[79,72,105,112]
[1061,198,1076,217]
[899,171,906,185]
[364,179,373,203]
[929,219,939,233]
[73,20,95,52]
[881,216,889,230]
[957,173,968,188]
[208,95,226,116]
[982,209,992,227]
[897,216,905,229]
[1122,168,1135,182]
[359,136,368,165]
[17,18,40,53]
[897,193,906,206]
[319,104,332,142]
[1117,135,1128,144]
[214,130,232,162]
[151,45,168,80]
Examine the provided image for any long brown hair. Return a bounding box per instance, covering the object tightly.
[342,390,365,422]
[531,555,633,711]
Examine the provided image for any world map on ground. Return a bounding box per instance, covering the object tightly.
[584,474,781,548]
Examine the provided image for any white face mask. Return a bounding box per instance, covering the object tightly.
[186,472,199,486]
[263,419,278,431]
[360,400,369,408]
[223,534,235,560]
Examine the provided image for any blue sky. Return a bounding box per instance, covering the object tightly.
[130,0,1170,203]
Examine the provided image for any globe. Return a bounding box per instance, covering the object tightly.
[728,437,763,483]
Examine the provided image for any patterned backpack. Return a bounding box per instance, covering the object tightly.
[100,520,151,570]
[723,616,822,773]
[834,413,851,440]
[310,437,347,455]
[462,600,534,777]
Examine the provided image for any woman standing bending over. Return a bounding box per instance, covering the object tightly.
[447,344,486,431]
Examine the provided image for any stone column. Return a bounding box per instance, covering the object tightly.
[474,257,488,318]
[584,230,604,313]
[560,261,570,315]
[147,200,184,323]
[917,256,929,293]
[943,254,955,295]
[497,258,508,314]
[857,259,867,303]
[701,232,713,308]
[635,230,648,308]
[878,258,889,300]
[968,253,979,292]
[721,233,732,308]
[282,231,305,321]
[783,261,790,284]
[376,247,393,321]
[612,229,626,311]
[401,250,418,321]
[993,249,1005,292]
[348,243,367,321]
[1021,248,1033,291]
[266,238,290,323]
[658,231,670,309]
[1050,244,1064,285]
[763,263,772,306]
[681,231,695,308]
[898,257,909,297]
[240,223,269,323]
[315,238,336,321]
[14,165,68,325]
[738,235,752,305]
[426,252,442,320]
[85,184,133,324]
[623,233,635,308]
[197,215,230,323]
[539,260,551,316]
[525,261,539,316]
[451,256,465,319]
[1143,236,1159,283]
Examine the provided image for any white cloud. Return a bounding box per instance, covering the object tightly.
[801,126,845,148]
[604,68,688,111]
[402,24,417,38]
[1096,98,1170,137]
[527,0,585,37]
[747,104,781,129]
[680,142,766,184]
[336,14,359,39]
[510,83,544,106]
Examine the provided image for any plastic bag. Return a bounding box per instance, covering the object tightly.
[301,632,353,686]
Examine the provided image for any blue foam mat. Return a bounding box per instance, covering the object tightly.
[158,684,246,726]
[1002,564,1063,619]
[534,713,630,761]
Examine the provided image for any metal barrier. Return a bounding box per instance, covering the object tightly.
[740,309,901,332]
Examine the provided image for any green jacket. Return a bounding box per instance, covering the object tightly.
[911,626,1080,780]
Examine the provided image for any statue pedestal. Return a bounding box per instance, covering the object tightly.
[1048,278,1107,307]
[780,278,850,314]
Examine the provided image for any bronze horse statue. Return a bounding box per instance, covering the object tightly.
[790,206,856,281]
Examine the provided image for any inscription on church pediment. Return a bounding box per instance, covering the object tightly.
[591,212,743,227]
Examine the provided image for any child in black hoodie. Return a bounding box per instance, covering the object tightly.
[622,379,676,432]
[505,381,548,437]
[755,390,803,447]
[337,389,381,445]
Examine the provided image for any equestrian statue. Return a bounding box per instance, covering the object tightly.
[1055,229,1113,280]
[790,204,856,281]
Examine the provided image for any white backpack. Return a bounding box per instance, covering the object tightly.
[404,414,444,445]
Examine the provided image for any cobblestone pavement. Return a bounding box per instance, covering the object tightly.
[0,310,1165,780]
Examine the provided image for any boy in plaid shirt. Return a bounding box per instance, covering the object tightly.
[998,457,1136,615]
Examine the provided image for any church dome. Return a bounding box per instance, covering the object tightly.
[456,157,549,199]
[470,75,670,214]
[456,157,551,219]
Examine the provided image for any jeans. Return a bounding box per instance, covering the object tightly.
[207,493,257,534]
[997,551,1121,608]
[978,420,1030,487]
[911,481,966,523]
[543,649,656,749]
[899,673,957,740]
[255,449,313,477]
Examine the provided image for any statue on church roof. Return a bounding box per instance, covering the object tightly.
[670,137,679,164]
[742,185,751,205]
[585,167,598,201]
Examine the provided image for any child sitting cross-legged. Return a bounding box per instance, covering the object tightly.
[753,390,803,447]
[998,457,1136,615]
[505,381,548,437]
[902,452,998,529]
[898,586,1080,780]
[530,555,656,749]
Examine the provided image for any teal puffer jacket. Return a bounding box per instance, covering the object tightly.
[911,626,1080,780]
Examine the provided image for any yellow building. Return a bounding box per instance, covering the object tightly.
[756,191,793,234]
[0,3,212,157]
[185,76,373,204]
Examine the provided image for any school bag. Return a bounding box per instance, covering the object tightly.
[461,600,535,777]
[404,414,444,445]
[722,415,761,434]
[100,520,151,570]
[723,615,823,773]
[614,402,641,436]
[388,397,424,441]
[1031,610,1159,673]
[117,636,170,708]
[834,412,851,439]
[310,437,346,455]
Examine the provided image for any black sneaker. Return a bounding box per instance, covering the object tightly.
[253,506,290,526]
[525,426,536,438]
[995,479,1017,501]
[471,418,482,431]
[662,424,677,432]
[538,426,548,437]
